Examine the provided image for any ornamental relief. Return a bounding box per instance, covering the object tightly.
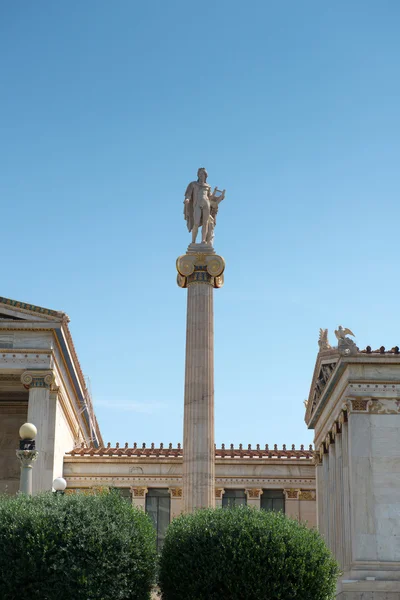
[369,399,400,415]
[310,362,337,414]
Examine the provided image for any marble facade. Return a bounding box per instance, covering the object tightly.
[0,297,102,494]
[4,292,400,599]
[306,343,400,598]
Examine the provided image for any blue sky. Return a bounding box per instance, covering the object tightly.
[1,1,399,448]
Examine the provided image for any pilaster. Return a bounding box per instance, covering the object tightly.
[169,487,183,519]
[215,487,225,508]
[131,486,148,510]
[245,488,263,509]
[284,489,300,520]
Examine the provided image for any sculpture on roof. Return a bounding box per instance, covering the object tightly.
[318,328,331,351]
[335,325,357,355]
[184,167,226,245]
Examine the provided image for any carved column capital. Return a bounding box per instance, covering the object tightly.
[245,488,263,499]
[16,449,39,467]
[131,486,148,498]
[169,487,183,498]
[344,397,372,413]
[284,489,300,500]
[176,253,225,289]
[21,370,55,390]
[215,487,225,499]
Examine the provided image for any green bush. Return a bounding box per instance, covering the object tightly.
[0,490,157,600]
[159,507,339,600]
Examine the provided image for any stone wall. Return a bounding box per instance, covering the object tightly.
[0,402,28,493]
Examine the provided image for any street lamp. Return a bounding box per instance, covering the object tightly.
[53,477,67,495]
[16,422,38,495]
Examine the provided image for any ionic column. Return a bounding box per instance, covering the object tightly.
[169,487,183,519]
[131,486,148,510]
[246,488,263,509]
[322,447,330,546]
[315,451,325,535]
[334,421,344,568]
[177,251,225,513]
[341,414,352,570]
[328,434,337,557]
[21,371,55,494]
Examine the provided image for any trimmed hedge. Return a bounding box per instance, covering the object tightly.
[159,507,339,600]
[0,490,157,600]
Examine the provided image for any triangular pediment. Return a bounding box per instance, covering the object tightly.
[0,296,67,323]
[305,349,340,426]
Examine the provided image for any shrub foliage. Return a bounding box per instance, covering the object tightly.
[159,507,339,600]
[0,490,157,600]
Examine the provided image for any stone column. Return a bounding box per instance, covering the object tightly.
[334,421,344,569]
[169,487,183,519]
[322,449,330,545]
[246,488,263,509]
[177,250,225,513]
[315,453,325,535]
[341,415,352,571]
[22,371,55,494]
[328,436,337,558]
[131,486,148,510]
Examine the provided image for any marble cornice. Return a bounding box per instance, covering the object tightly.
[0,296,66,320]
[307,353,400,430]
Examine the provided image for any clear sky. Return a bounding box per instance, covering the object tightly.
[1,1,399,448]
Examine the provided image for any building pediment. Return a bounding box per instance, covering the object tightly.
[0,295,67,323]
[305,350,340,426]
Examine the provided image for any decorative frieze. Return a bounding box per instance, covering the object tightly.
[299,490,316,501]
[284,489,316,501]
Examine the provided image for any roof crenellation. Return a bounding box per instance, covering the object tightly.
[67,443,314,460]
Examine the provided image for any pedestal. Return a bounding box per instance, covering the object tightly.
[177,247,225,513]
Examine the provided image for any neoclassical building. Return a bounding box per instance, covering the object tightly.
[1,295,400,598]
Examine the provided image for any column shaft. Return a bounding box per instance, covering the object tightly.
[27,385,55,493]
[183,282,215,511]
[316,462,325,536]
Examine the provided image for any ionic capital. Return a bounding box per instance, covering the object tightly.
[176,253,225,289]
[21,370,55,390]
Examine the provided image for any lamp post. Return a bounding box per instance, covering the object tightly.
[53,477,67,496]
[16,423,38,495]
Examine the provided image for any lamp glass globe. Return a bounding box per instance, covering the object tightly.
[19,423,37,440]
[53,477,67,492]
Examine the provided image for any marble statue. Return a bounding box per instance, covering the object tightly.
[335,325,357,355]
[334,326,355,341]
[184,167,225,245]
[318,328,331,351]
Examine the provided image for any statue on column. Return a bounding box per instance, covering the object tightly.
[184,168,225,245]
